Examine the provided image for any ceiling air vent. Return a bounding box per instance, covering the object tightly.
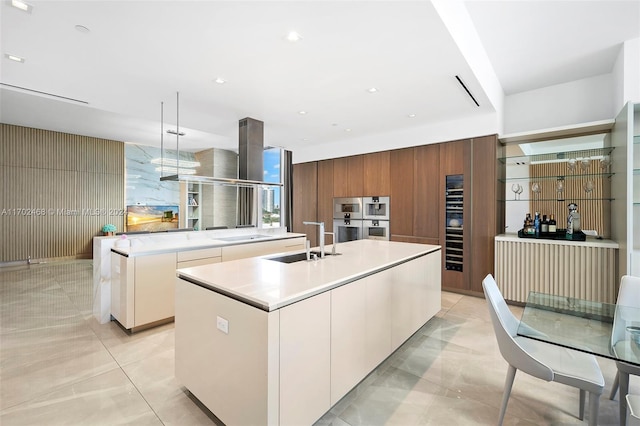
[455,75,479,107]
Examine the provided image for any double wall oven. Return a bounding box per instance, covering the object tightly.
[333,196,390,242]
[333,197,363,242]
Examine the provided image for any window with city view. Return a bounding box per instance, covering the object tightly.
[262,147,282,228]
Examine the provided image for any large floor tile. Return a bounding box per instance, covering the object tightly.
[0,368,162,426]
[121,348,221,425]
[0,260,633,425]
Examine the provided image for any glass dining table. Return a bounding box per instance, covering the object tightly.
[517,292,640,367]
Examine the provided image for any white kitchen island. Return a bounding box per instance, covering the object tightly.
[175,239,442,426]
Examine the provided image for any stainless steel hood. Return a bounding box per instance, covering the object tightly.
[238,117,264,182]
[160,116,282,187]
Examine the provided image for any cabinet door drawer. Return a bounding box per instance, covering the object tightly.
[177,247,222,262]
[177,257,222,269]
[283,237,305,249]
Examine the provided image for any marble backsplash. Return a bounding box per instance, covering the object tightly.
[125,144,194,206]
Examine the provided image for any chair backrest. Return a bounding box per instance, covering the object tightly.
[482,274,553,381]
[612,275,640,346]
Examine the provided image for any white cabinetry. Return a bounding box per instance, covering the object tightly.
[174,248,441,425]
[330,269,394,405]
[177,247,222,268]
[221,237,305,262]
[111,237,304,331]
[111,252,178,329]
[279,292,331,426]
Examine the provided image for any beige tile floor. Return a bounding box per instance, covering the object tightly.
[0,260,635,425]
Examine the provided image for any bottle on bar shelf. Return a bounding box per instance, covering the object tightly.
[548,214,557,234]
[534,212,541,238]
[541,214,549,236]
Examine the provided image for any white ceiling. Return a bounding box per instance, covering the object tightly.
[1,1,638,154]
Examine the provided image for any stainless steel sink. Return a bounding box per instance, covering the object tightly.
[267,251,340,264]
[216,234,272,242]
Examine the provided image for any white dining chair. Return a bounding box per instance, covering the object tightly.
[626,394,640,426]
[609,275,640,425]
[482,274,604,426]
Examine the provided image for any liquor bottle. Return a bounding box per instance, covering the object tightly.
[541,214,549,236]
[524,213,533,235]
[548,214,557,233]
[534,212,540,238]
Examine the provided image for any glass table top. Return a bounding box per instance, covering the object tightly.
[517,292,640,366]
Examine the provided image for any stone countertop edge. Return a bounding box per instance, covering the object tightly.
[495,233,619,248]
[110,232,307,257]
[177,241,441,312]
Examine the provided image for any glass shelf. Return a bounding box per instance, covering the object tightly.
[500,197,614,202]
[499,172,614,183]
[498,146,614,164]
[634,135,640,144]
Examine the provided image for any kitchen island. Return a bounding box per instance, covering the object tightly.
[175,239,441,426]
[107,230,305,331]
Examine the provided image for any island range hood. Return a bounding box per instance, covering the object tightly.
[160,112,282,188]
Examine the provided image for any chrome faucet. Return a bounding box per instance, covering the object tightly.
[303,221,325,258]
[324,232,336,256]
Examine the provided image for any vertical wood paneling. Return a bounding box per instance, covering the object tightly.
[1,124,124,263]
[529,151,609,236]
[292,162,318,247]
[317,160,334,233]
[495,239,617,303]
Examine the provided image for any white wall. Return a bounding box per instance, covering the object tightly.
[613,37,640,110]
[503,74,614,135]
[292,110,498,164]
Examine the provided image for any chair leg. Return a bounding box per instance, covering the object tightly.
[499,365,517,426]
[621,371,630,426]
[579,389,586,420]
[611,371,620,400]
[588,392,600,426]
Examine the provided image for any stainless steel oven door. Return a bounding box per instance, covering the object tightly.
[363,219,389,241]
[333,219,363,242]
[333,197,363,220]
[363,196,390,220]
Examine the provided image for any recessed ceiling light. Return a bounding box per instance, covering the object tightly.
[214,77,226,84]
[75,25,90,33]
[367,87,378,93]
[5,54,25,63]
[407,114,416,118]
[285,31,302,42]
[11,0,32,12]
[298,111,307,115]
[345,128,352,132]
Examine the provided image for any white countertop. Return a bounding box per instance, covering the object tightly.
[495,233,619,249]
[111,232,305,257]
[176,239,441,311]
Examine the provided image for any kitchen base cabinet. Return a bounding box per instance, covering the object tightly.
[175,279,279,426]
[175,246,441,425]
[111,252,178,330]
[280,292,331,425]
[111,238,303,331]
[495,234,619,303]
[134,253,176,327]
[175,281,332,426]
[220,237,305,262]
[330,278,370,405]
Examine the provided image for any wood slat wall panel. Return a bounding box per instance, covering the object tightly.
[529,154,609,236]
[495,239,617,303]
[1,124,124,263]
